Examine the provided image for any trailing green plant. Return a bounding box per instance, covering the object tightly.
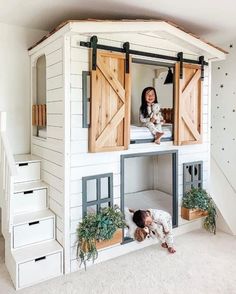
[182,187,217,234]
[76,205,126,269]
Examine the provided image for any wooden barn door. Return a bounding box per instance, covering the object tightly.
[89,51,131,153]
[174,63,203,145]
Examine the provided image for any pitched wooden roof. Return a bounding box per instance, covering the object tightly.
[28,19,227,54]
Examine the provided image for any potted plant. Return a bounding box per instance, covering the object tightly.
[76,205,126,269]
[181,187,217,234]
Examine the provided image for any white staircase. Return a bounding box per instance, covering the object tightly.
[3,154,63,289]
[210,156,236,235]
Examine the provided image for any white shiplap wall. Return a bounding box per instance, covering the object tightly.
[69,33,210,272]
[31,37,65,251]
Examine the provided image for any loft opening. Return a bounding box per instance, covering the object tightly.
[120,150,178,243]
[130,58,174,144]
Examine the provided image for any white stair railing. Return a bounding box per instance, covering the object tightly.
[210,155,236,235]
[0,112,17,235]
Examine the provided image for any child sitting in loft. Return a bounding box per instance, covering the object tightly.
[139,87,165,144]
[133,209,176,253]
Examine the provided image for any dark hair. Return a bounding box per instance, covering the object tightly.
[133,210,147,228]
[140,87,158,118]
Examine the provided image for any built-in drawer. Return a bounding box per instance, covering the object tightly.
[13,217,54,248]
[15,162,40,183]
[18,252,62,288]
[12,189,47,215]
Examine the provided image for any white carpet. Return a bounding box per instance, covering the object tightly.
[125,189,172,214]
[1,230,236,294]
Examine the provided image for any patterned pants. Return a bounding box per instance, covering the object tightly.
[150,219,174,247]
[145,122,163,136]
[162,218,174,247]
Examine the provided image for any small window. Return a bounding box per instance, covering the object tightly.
[82,71,91,128]
[33,55,47,138]
[82,173,113,217]
[183,161,203,193]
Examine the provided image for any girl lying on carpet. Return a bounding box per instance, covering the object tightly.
[133,209,176,254]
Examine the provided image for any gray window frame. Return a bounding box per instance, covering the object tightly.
[183,161,203,194]
[82,173,113,217]
[120,150,178,244]
[82,71,90,128]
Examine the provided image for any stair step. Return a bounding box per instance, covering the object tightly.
[14,155,41,183]
[7,240,63,289]
[12,239,62,264]
[14,154,41,164]
[12,182,47,215]
[14,180,47,193]
[12,209,55,249]
[13,209,54,226]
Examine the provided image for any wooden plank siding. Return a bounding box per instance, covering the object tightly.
[31,36,65,255]
[68,34,211,272]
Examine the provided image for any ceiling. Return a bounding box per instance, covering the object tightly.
[0,0,235,46]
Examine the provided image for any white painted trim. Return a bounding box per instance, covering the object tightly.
[1,134,17,177]
[29,21,225,60]
[69,21,225,59]
[162,22,226,60]
[0,112,17,235]
[70,219,202,272]
[0,112,6,132]
[28,24,71,55]
[63,35,71,274]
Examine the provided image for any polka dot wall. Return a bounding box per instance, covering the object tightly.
[212,42,236,189]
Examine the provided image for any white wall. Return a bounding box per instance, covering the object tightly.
[124,154,173,195]
[131,63,155,125]
[154,71,173,108]
[154,154,172,194]
[124,156,155,194]
[211,41,236,190]
[0,23,47,154]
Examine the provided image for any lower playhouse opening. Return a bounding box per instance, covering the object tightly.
[121,151,178,242]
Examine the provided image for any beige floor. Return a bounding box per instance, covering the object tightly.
[1,230,236,294]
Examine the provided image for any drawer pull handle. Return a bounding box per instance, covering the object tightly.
[24,190,33,195]
[35,256,46,262]
[18,163,28,167]
[29,221,39,226]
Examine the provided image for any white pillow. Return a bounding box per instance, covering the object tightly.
[124,207,137,239]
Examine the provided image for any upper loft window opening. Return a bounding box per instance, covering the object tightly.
[32,54,47,139]
[130,58,174,144]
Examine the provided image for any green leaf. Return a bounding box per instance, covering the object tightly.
[182,187,217,234]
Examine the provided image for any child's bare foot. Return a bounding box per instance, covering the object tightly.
[161,242,168,248]
[168,247,176,254]
[154,132,164,144]
[155,138,161,144]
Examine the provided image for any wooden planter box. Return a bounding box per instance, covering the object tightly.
[181,207,208,221]
[96,229,122,250]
